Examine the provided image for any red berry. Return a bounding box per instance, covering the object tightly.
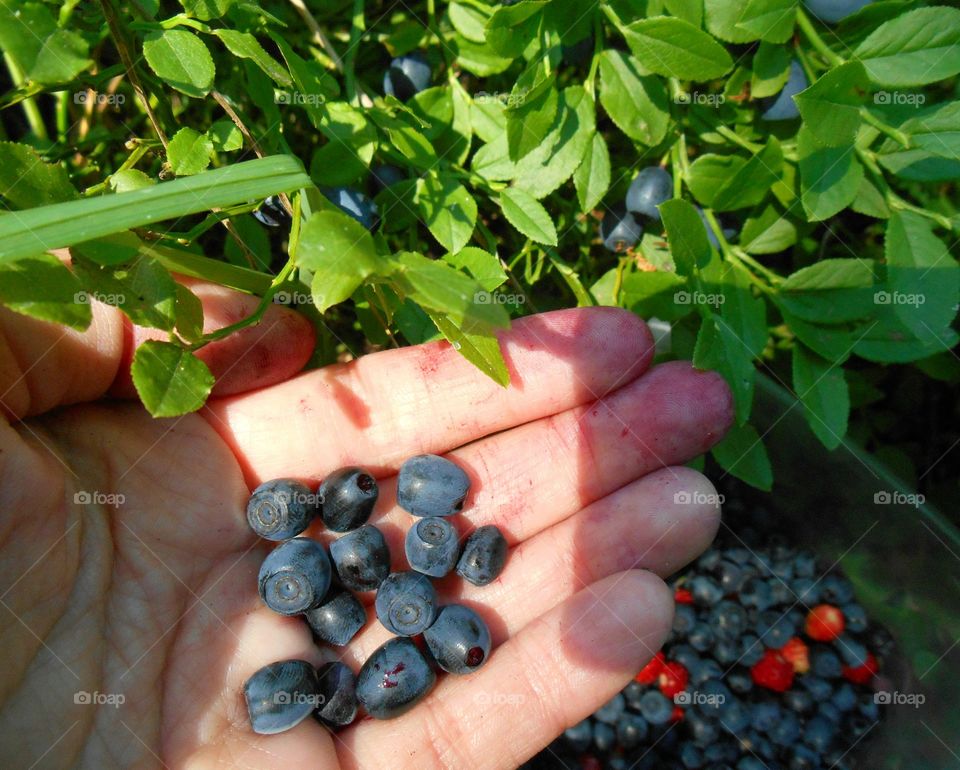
[670,705,685,722]
[580,756,602,770]
[843,651,878,684]
[751,649,795,692]
[805,604,845,642]
[675,587,694,605]
[658,661,689,698]
[635,651,666,684]
[780,637,810,674]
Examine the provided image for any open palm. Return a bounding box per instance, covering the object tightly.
[0,288,731,770]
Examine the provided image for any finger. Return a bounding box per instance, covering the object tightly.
[323,467,719,669]
[203,307,656,483]
[0,276,314,421]
[337,570,674,770]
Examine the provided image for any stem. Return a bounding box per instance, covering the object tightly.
[796,9,844,67]
[584,13,603,98]
[703,209,776,293]
[856,148,957,231]
[211,91,265,159]
[344,0,365,104]
[427,0,453,72]
[860,109,911,148]
[288,0,344,71]
[369,284,400,347]
[145,243,273,294]
[3,53,47,140]
[83,141,152,196]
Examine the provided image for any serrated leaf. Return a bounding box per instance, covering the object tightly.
[131,340,214,417]
[449,1,491,42]
[694,313,755,424]
[598,50,670,145]
[180,0,233,21]
[622,17,733,81]
[740,203,797,254]
[174,284,204,341]
[499,187,557,245]
[0,253,91,330]
[71,231,143,266]
[793,344,849,449]
[574,133,611,213]
[505,64,558,161]
[485,0,547,57]
[621,270,689,321]
[310,102,377,186]
[443,247,507,292]
[896,101,960,160]
[797,127,863,221]
[428,310,511,387]
[207,120,243,152]
[794,61,868,148]
[660,199,712,276]
[687,139,783,212]
[167,127,213,176]
[736,0,797,43]
[751,41,791,98]
[453,33,514,76]
[0,142,77,209]
[705,0,761,43]
[109,169,155,193]
[142,29,215,98]
[415,174,477,253]
[72,256,178,330]
[711,422,773,490]
[700,256,767,357]
[28,29,91,84]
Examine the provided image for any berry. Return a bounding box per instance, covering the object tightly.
[750,649,794,692]
[780,637,810,674]
[625,166,673,220]
[821,574,855,605]
[599,203,642,252]
[842,651,878,684]
[658,661,689,698]
[252,195,290,228]
[718,699,751,733]
[594,693,625,724]
[751,701,782,732]
[737,758,767,770]
[726,668,753,694]
[710,600,748,639]
[689,575,724,605]
[323,187,378,229]
[356,636,437,719]
[679,742,703,768]
[760,60,808,121]
[688,622,715,652]
[792,577,820,605]
[315,661,358,728]
[788,744,820,769]
[810,648,842,678]
[712,637,742,665]
[673,604,697,635]
[688,711,720,745]
[258,537,331,616]
[318,467,379,532]
[246,479,316,541]
[243,659,319,735]
[801,675,833,700]
[375,570,438,636]
[616,711,648,748]
[563,718,592,751]
[423,603,491,674]
[383,53,431,100]
[782,688,813,714]
[329,525,391,591]
[592,720,616,752]
[804,0,873,23]
[793,551,817,578]
[623,680,645,710]
[405,516,460,577]
[674,587,694,604]
[397,454,471,517]
[739,577,774,610]
[842,602,868,633]
[303,589,366,646]
[456,525,508,586]
[805,604,845,641]
[738,635,765,666]
[716,560,745,594]
[756,608,797,646]
[803,716,835,753]
[371,164,405,191]
[832,683,857,712]
[837,635,869,667]
[639,690,673,725]
[689,657,723,684]
[635,651,666,684]
[769,711,800,746]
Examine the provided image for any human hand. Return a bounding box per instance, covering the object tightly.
[0,293,731,769]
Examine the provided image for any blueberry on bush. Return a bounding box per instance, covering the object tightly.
[761,60,808,121]
[355,636,436,719]
[370,164,405,191]
[382,53,430,100]
[599,203,642,253]
[423,604,491,674]
[315,661,358,728]
[625,167,672,220]
[329,524,391,591]
[804,0,872,23]
[397,454,471,517]
[246,478,316,541]
[405,516,460,577]
[318,467,379,532]
[456,524,508,586]
[252,195,289,228]
[258,537,331,615]
[375,570,438,636]
[303,589,366,646]
[323,186,378,229]
[243,659,319,735]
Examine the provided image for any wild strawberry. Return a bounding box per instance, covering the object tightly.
[843,651,878,684]
[780,637,810,674]
[670,705,685,722]
[751,649,795,692]
[635,651,666,684]
[657,661,689,698]
[674,587,694,605]
[805,604,845,642]
[580,756,602,770]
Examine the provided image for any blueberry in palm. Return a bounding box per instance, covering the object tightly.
[625,166,672,220]
[329,524,391,591]
[456,525,508,586]
[355,636,437,719]
[423,603,492,674]
[244,659,319,735]
[258,537,331,615]
[318,467,379,532]
[303,589,366,646]
[405,516,460,577]
[375,571,438,636]
[316,661,358,728]
[383,53,431,100]
[397,454,471,517]
[246,478,316,541]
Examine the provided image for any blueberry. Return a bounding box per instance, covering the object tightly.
[803,715,835,752]
[842,602,868,633]
[671,645,700,669]
[594,692,625,724]
[802,675,833,700]
[244,659,319,734]
[727,547,753,565]
[771,580,793,604]
[639,690,673,725]
[371,163,405,191]
[246,479,316,541]
[623,681,645,710]
[811,648,842,678]
[423,603,491,674]
[375,571,438,636]
[792,577,820,605]
[329,525,391,591]
[726,668,753,694]
[718,700,751,734]
[592,720,616,752]
[736,758,767,770]
[710,600,748,639]
[859,697,880,720]
[315,661,358,728]
[625,166,673,220]
[258,538,331,615]
[322,186,378,229]
[697,550,723,571]
[715,561,743,594]
[818,701,841,723]
[833,682,857,712]
[356,636,437,719]
[804,0,872,23]
[702,679,731,703]
[688,622,715,652]
[318,467,379,532]
[690,576,724,605]
[757,611,796,648]
[739,577,773,610]
[303,589,366,646]
[769,711,800,745]
[679,742,704,768]
[793,551,817,578]
[788,744,820,770]
[405,516,460,577]
[599,203,642,252]
[738,635,764,666]
[760,60,808,121]
[616,710,648,748]
[563,718,592,751]
[688,710,720,745]
[821,573,855,604]
[713,638,742,665]
[751,702,781,733]
[383,53,431,101]
[673,604,697,635]
[398,454,471,517]
[690,658,723,684]
[837,635,869,667]
[456,525,508,586]
[252,195,290,228]
[783,688,813,713]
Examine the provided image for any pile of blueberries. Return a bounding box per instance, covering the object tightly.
[531,535,891,770]
[243,454,508,734]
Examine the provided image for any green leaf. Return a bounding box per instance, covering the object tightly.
[896,101,960,160]
[853,307,959,362]
[174,284,204,342]
[207,120,243,152]
[740,203,797,254]
[71,231,143,266]
[851,175,891,219]
[660,199,712,275]
[470,96,506,142]
[622,17,733,81]
[387,124,438,169]
[449,1,492,42]
[180,0,234,21]
[415,174,477,253]
[28,29,91,84]
[548,253,594,307]
[427,310,511,386]
[443,247,507,292]
[793,344,849,449]
[704,0,763,43]
[310,102,377,186]
[751,41,791,98]
[0,156,310,264]
[269,34,339,126]
[700,257,768,357]
[797,127,863,220]
[694,313,755,424]
[131,340,215,417]
[794,61,868,148]
[453,33,514,76]
[73,256,178,330]
[297,210,381,313]
[0,253,91,330]
[781,258,877,291]
[0,142,77,208]
[687,139,783,211]
[598,50,670,146]
[166,127,213,176]
[395,299,442,344]
[0,2,54,75]
[505,64,559,161]
[485,0,547,57]
[499,187,558,245]
[110,169,155,193]
[736,0,797,43]
[664,0,703,26]
[710,423,773,490]
[854,6,960,87]
[621,271,689,321]
[574,133,611,213]
[142,29,215,98]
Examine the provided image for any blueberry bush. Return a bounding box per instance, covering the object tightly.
[0,0,958,491]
